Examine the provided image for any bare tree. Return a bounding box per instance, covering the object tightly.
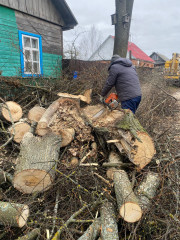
[113,0,134,57]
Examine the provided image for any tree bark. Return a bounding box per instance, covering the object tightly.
[136,172,160,210]
[57,89,92,104]
[78,218,101,240]
[100,200,119,240]
[13,132,61,194]
[83,106,155,169]
[15,228,40,240]
[28,105,46,123]
[114,170,142,222]
[8,120,30,143]
[0,201,29,227]
[0,101,22,122]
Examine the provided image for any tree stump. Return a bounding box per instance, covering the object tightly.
[0,101,22,122]
[100,200,119,240]
[0,201,29,227]
[83,105,155,169]
[13,132,61,194]
[114,170,142,222]
[8,120,30,143]
[28,105,46,123]
[136,172,160,210]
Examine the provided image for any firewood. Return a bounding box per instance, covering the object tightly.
[28,105,46,123]
[0,201,29,227]
[77,218,101,240]
[114,170,142,223]
[8,120,30,143]
[136,172,160,210]
[13,132,61,194]
[83,105,155,169]
[0,168,13,184]
[36,99,60,135]
[15,228,40,240]
[100,200,119,240]
[57,89,92,104]
[0,101,22,122]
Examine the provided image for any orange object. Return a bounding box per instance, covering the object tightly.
[105,93,118,104]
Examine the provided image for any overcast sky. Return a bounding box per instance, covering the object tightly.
[64,0,180,59]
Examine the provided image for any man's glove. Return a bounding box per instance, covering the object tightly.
[100,96,105,104]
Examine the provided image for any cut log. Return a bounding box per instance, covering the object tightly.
[0,168,13,184]
[36,99,60,134]
[106,151,123,180]
[136,172,160,210]
[15,228,40,240]
[13,132,61,194]
[83,105,155,169]
[0,201,29,227]
[100,200,119,240]
[57,89,92,104]
[8,121,31,143]
[78,218,101,240]
[28,105,46,123]
[0,101,22,122]
[50,127,75,147]
[113,170,142,222]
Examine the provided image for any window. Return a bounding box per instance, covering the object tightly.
[19,31,43,77]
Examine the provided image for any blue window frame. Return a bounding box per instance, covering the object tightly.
[19,30,43,77]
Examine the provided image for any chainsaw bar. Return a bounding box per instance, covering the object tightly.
[92,108,105,119]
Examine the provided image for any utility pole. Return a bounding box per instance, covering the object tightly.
[112,0,134,58]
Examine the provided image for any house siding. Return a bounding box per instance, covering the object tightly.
[0,5,21,76]
[0,5,63,78]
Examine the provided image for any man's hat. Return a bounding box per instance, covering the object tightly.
[111,54,120,63]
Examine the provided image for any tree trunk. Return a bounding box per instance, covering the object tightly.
[114,170,142,222]
[100,200,119,240]
[15,228,40,240]
[0,201,29,227]
[0,101,22,122]
[13,132,61,194]
[78,218,101,240]
[113,0,134,57]
[28,105,46,123]
[83,106,155,169]
[136,172,160,210]
[8,120,30,143]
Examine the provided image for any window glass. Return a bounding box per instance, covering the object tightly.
[24,37,30,48]
[24,50,31,61]
[25,62,32,72]
[32,51,39,61]
[33,62,39,73]
[32,39,38,49]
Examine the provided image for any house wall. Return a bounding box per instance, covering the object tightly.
[0,0,64,26]
[0,5,63,78]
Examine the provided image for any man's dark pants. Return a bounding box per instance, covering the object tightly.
[121,96,141,114]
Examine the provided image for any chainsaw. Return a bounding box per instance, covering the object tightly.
[93,93,119,119]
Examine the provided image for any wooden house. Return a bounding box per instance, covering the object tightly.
[0,0,77,78]
[89,35,154,68]
[149,52,169,66]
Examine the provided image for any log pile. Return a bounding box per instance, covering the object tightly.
[0,90,161,239]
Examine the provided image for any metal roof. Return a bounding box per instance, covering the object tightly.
[150,52,169,61]
[128,42,154,62]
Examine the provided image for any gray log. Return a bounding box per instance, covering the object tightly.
[15,228,40,240]
[78,218,101,240]
[13,132,61,194]
[0,201,29,228]
[136,172,160,210]
[114,170,142,223]
[100,201,119,240]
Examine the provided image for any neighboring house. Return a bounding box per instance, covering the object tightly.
[149,52,169,65]
[89,35,154,68]
[0,0,77,77]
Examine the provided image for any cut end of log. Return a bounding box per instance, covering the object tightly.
[18,205,29,227]
[28,106,46,123]
[2,101,22,122]
[51,127,75,147]
[9,122,30,143]
[14,169,53,194]
[36,127,51,136]
[120,202,142,223]
[131,132,156,169]
[70,157,79,167]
